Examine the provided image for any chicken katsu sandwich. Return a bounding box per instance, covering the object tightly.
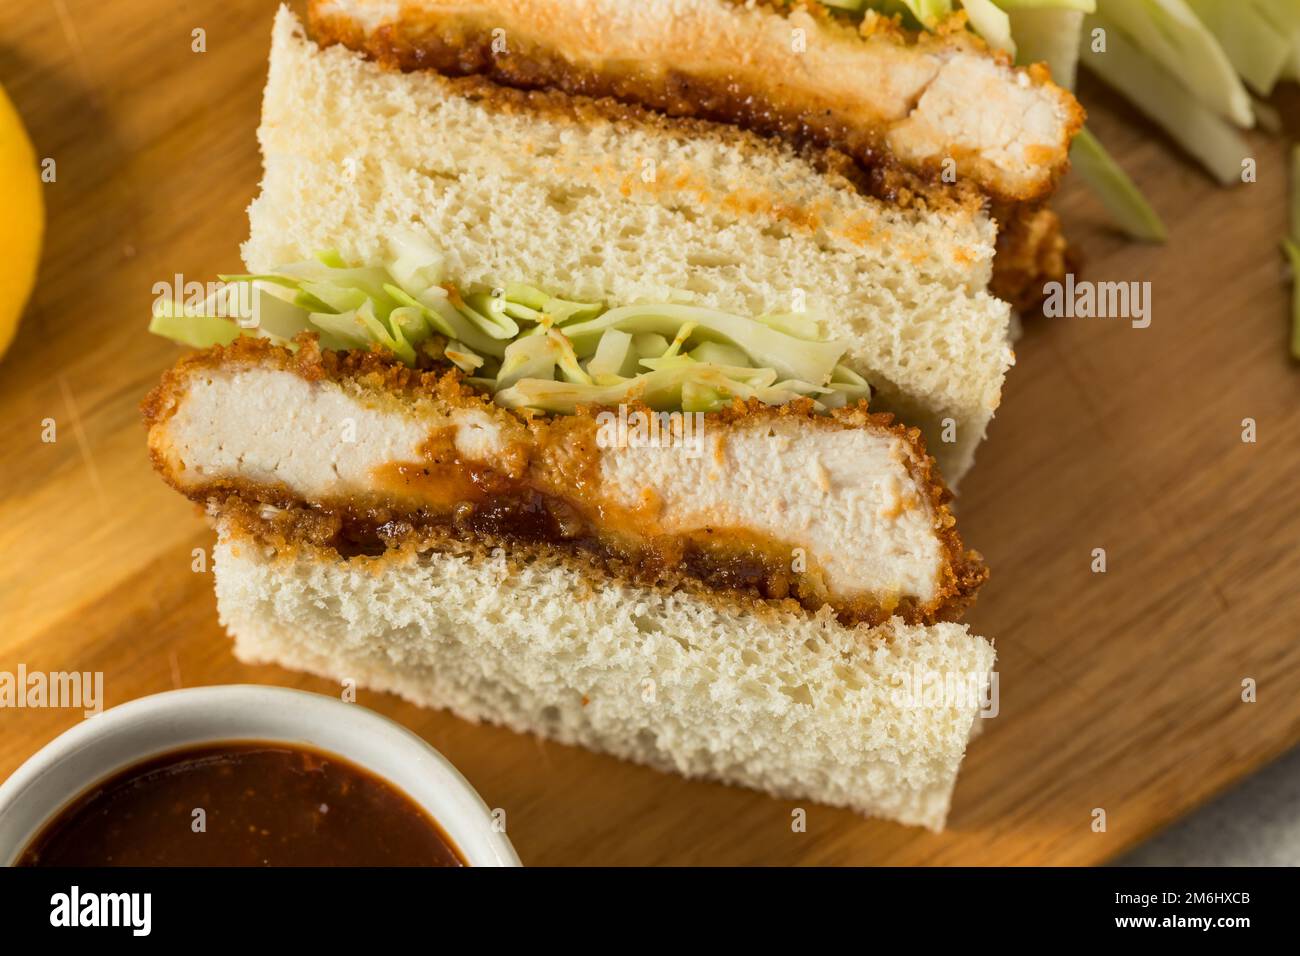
[141,4,1081,829]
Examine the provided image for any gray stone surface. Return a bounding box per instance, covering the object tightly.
[1118,746,1300,866]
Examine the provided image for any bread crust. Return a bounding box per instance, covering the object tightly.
[144,336,987,627]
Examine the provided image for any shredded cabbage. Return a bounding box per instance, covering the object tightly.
[494,363,842,415]
[148,306,242,350]
[1093,1,1252,126]
[898,1,956,28]
[1081,11,1250,186]
[1069,128,1167,242]
[993,0,1094,9]
[1254,0,1300,82]
[557,304,846,386]
[1003,6,1089,87]
[148,236,870,416]
[1188,0,1292,96]
[963,0,1017,57]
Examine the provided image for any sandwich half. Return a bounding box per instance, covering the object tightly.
[145,7,999,830]
[240,5,1015,483]
[308,0,1084,309]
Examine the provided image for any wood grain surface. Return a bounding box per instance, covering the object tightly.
[1,0,1298,866]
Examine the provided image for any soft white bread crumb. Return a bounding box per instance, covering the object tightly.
[244,8,1013,482]
[214,521,996,830]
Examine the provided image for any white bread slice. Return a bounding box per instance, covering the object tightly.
[213,514,996,830]
[245,7,1014,482]
[309,0,1083,204]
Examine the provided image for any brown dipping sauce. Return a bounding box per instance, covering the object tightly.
[16,742,465,867]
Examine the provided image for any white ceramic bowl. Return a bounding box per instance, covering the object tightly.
[0,685,520,866]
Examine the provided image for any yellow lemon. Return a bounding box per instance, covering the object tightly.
[0,82,43,362]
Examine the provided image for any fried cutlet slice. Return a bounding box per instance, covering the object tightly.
[143,337,986,627]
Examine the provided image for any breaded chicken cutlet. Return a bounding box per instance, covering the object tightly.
[145,337,987,627]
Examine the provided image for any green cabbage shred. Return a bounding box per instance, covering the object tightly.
[148,232,869,415]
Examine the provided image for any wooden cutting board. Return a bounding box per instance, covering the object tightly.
[2,0,1298,866]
